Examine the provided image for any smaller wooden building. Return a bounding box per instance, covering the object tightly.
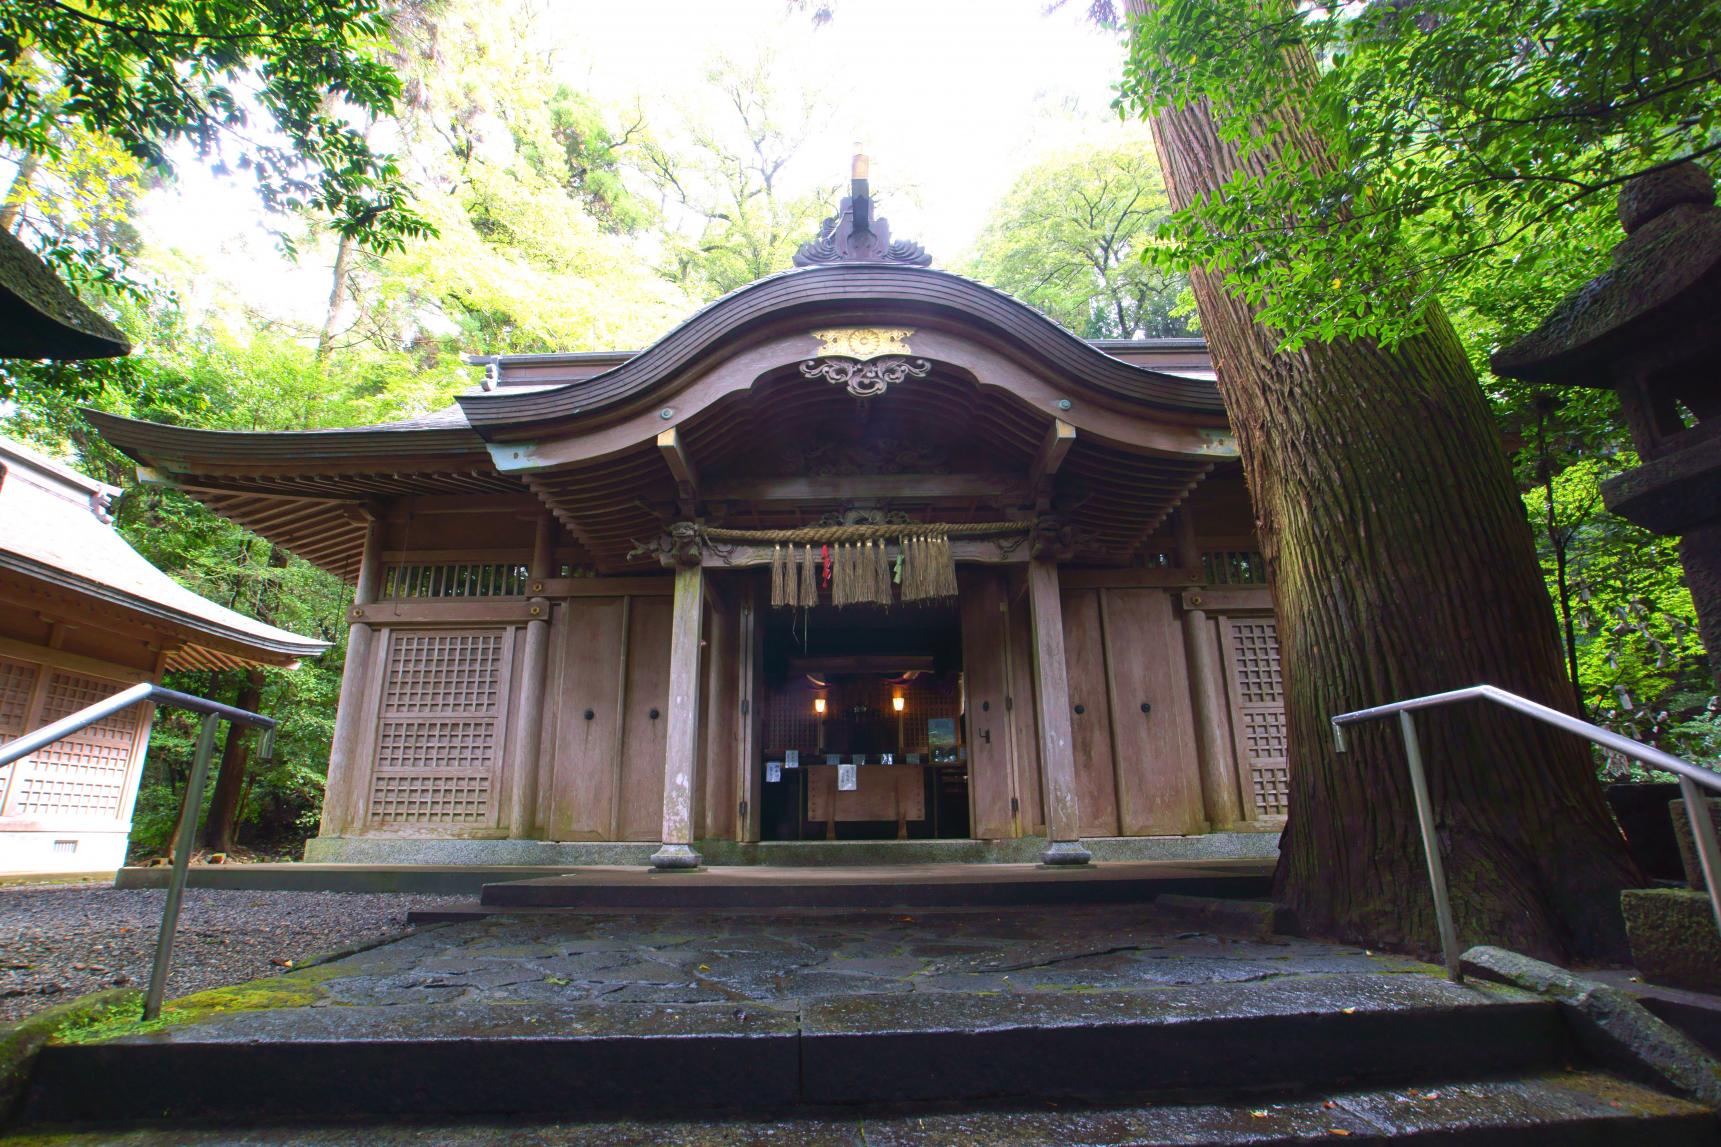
[0,436,327,873]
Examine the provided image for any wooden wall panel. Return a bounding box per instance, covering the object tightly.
[543,597,625,839]
[959,569,1015,839]
[700,589,737,841]
[1005,571,1045,834]
[618,596,672,840]
[1060,589,1119,837]
[1102,589,1205,835]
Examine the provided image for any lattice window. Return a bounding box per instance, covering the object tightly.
[1228,620,1283,704]
[1203,550,1267,585]
[10,670,140,820]
[0,658,37,739]
[765,703,819,756]
[1244,710,1290,817]
[380,562,528,599]
[374,720,497,773]
[0,658,38,799]
[381,632,502,714]
[368,629,504,827]
[1223,618,1288,820]
[369,773,492,824]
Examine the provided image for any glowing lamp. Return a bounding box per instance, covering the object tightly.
[814,697,826,716]
[891,694,905,713]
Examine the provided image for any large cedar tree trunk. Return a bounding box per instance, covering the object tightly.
[1126,1,1639,961]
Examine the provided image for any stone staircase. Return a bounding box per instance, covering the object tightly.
[5,905,1717,1144]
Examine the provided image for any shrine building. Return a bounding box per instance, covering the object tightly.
[88,167,1286,869]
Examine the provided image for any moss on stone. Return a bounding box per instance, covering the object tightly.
[1622,887,1721,991]
[1,988,141,1119]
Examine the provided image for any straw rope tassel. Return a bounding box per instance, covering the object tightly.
[800,543,817,606]
[933,533,957,598]
[785,544,800,608]
[770,544,786,608]
[875,539,892,604]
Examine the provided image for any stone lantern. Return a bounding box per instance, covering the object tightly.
[1492,161,1721,697]
[1495,162,1721,987]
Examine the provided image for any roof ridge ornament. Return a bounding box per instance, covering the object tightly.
[793,152,932,268]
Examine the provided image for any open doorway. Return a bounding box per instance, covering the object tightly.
[757,599,969,841]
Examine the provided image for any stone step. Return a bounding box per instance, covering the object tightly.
[8,1071,1715,1145]
[20,977,1568,1125]
[474,860,1273,912]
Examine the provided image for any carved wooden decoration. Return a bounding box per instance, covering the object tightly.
[800,355,932,399]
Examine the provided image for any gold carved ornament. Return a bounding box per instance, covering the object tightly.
[802,327,929,399]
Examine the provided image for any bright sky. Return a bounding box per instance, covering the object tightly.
[140,0,1134,332]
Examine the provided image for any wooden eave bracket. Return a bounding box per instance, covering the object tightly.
[1030,419,1076,505]
[657,427,701,517]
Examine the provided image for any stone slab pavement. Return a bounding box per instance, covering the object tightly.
[109,903,1446,1043]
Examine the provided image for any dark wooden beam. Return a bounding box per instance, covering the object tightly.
[703,473,1028,504]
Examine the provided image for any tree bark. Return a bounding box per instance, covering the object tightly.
[202,669,264,853]
[1126,0,1639,961]
[315,231,355,361]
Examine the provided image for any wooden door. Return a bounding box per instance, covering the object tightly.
[1100,589,1206,835]
[617,596,673,840]
[1060,589,1120,837]
[960,569,1016,838]
[543,597,625,839]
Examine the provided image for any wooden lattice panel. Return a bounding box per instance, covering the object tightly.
[368,629,505,827]
[380,632,502,714]
[0,658,36,738]
[1203,550,1268,585]
[381,562,528,599]
[368,773,493,824]
[1243,709,1290,816]
[0,657,39,801]
[10,670,140,820]
[1222,618,1289,820]
[1228,620,1283,704]
[764,703,818,756]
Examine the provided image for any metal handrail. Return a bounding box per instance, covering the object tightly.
[0,682,276,1019]
[1332,683,1721,983]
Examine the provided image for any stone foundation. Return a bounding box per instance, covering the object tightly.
[303,831,1282,868]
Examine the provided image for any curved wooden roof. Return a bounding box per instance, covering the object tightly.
[456,265,1225,435]
[0,438,327,669]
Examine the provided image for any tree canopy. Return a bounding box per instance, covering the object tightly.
[2,0,433,257]
[1117,0,1721,351]
[964,140,1195,338]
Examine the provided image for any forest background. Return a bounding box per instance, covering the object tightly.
[0,0,1711,860]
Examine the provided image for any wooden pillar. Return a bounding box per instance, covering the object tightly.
[1026,557,1090,864]
[320,518,384,836]
[508,513,557,839]
[651,561,705,869]
[1177,508,1244,829]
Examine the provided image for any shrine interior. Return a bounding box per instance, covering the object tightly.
[757,595,969,841]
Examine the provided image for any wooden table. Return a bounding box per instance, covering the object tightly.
[806,764,928,839]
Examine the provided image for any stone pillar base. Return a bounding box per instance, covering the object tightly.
[650,843,702,870]
[1040,840,1093,866]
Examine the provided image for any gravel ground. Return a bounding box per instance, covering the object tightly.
[0,883,465,1024]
